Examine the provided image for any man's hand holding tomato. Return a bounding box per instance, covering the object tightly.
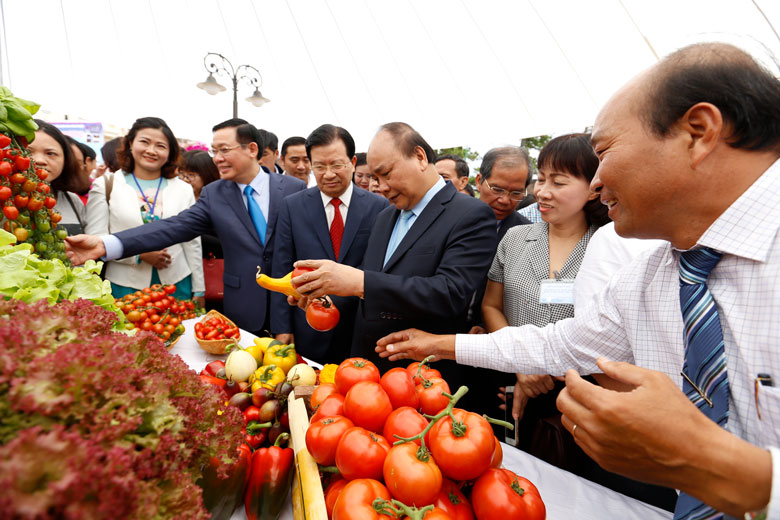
[289,259,364,302]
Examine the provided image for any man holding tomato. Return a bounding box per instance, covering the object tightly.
[65,119,306,334]
[375,43,780,519]
[291,122,497,406]
[270,124,388,363]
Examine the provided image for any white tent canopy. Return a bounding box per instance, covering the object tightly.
[1,0,779,154]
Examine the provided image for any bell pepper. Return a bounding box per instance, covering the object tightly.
[201,359,226,377]
[250,364,286,392]
[198,443,252,520]
[263,344,298,374]
[245,433,295,520]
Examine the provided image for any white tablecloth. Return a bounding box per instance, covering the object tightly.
[171,319,671,520]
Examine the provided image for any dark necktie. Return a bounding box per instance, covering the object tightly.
[330,198,344,260]
[244,185,267,245]
[674,247,728,520]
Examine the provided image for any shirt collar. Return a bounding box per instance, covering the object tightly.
[697,157,780,262]
[408,177,446,218]
[320,182,354,209]
[236,167,269,195]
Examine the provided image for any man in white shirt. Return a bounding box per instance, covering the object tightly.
[375,42,780,518]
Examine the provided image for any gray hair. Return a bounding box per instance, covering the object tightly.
[479,146,532,186]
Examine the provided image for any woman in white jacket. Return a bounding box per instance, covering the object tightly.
[86,117,204,304]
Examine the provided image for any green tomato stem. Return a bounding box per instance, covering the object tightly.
[392,385,469,452]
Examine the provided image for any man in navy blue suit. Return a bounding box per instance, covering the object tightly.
[65,119,306,334]
[291,123,497,407]
[271,124,388,364]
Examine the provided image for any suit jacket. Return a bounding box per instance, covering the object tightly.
[468,210,532,326]
[115,173,306,331]
[353,182,497,377]
[86,172,204,292]
[270,185,389,363]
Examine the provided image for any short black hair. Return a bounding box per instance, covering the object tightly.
[181,149,220,186]
[436,154,469,178]
[643,42,780,151]
[378,122,437,164]
[479,146,532,186]
[355,152,367,167]
[258,129,279,152]
[305,124,356,160]
[117,116,180,179]
[75,140,96,161]
[33,120,87,194]
[281,136,306,157]
[212,118,265,157]
[538,133,609,227]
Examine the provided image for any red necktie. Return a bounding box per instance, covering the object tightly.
[330,198,344,259]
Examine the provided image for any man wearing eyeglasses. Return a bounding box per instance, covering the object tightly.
[270,124,388,363]
[475,146,533,237]
[65,118,306,334]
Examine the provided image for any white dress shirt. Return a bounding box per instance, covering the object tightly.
[457,158,780,518]
[320,182,354,228]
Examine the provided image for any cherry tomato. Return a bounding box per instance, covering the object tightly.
[471,468,545,520]
[0,161,11,176]
[0,134,10,148]
[383,441,442,506]
[427,409,495,481]
[331,478,391,520]
[433,478,475,520]
[14,156,30,171]
[26,197,43,211]
[335,427,390,481]
[416,377,451,416]
[381,367,419,410]
[152,323,164,335]
[343,381,393,433]
[140,320,153,332]
[0,186,11,200]
[49,211,62,223]
[164,284,177,294]
[37,183,50,194]
[383,407,428,447]
[306,415,355,466]
[3,205,19,220]
[14,228,28,242]
[22,179,36,193]
[306,296,340,331]
[36,169,48,180]
[13,194,28,208]
[311,383,339,410]
[334,357,381,395]
[126,310,142,323]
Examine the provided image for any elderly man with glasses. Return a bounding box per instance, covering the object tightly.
[66,118,306,334]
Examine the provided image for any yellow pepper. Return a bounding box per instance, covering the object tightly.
[263,343,298,374]
[318,364,338,385]
[250,364,286,392]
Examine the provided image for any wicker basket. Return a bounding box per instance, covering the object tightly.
[195,310,241,355]
[166,333,182,350]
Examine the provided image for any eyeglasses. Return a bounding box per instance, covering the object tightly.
[312,163,350,174]
[482,178,527,201]
[210,144,245,157]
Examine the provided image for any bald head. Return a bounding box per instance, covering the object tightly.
[641,42,780,151]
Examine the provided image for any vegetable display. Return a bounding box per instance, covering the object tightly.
[302,356,546,520]
[0,88,67,262]
[0,298,245,519]
[115,283,201,345]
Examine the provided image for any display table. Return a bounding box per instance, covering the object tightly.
[170,319,672,520]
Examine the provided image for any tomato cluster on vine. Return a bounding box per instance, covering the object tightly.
[0,132,66,262]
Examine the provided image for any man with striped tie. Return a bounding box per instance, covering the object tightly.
[375,42,780,519]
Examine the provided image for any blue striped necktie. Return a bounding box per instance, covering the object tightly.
[244,185,267,245]
[674,247,728,520]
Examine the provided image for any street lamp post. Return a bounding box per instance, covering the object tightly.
[196,52,270,118]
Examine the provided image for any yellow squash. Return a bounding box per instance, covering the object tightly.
[256,266,301,298]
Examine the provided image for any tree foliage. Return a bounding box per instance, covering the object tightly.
[434,146,480,161]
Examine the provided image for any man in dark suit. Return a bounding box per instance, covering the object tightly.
[291,123,497,405]
[65,119,306,334]
[271,125,388,364]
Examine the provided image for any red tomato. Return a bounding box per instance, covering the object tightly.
[416,377,451,416]
[380,367,420,410]
[5,205,20,219]
[152,323,165,335]
[0,134,10,148]
[49,211,62,223]
[311,383,339,410]
[383,407,429,447]
[383,442,442,506]
[306,415,355,466]
[26,197,43,211]
[22,179,37,193]
[164,284,176,294]
[13,194,28,208]
[0,186,10,200]
[14,155,30,171]
[36,169,48,180]
[332,478,391,520]
[0,161,11,176]
[324,477,348,519]
[407,362,442,385]
[306,297,340,331]
[427,409,495,481]
[433,478,474,520]
[490,436,503,469]
[243,405,261,424]
[291,266,314,288]
[471,469,545,520]
[343,381,392,433]
[10,172,26,184]
[335,427,390,481]
[335,357,380,395]
[404,508,453,520]
[310,393,345,423]
[199,373,226,389]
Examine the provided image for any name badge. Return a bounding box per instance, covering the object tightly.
[539,279,575,305]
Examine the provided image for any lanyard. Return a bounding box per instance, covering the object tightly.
[130,172,163,222]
